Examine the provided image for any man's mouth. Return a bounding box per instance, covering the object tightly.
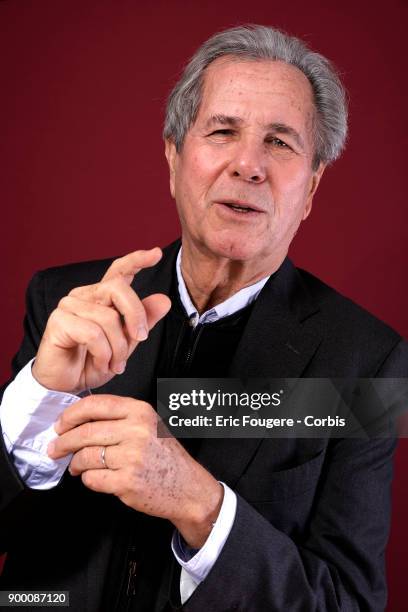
[216,200,263,214]
[225,204,253,213]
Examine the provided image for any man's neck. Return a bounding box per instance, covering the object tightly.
[180,242,285,314]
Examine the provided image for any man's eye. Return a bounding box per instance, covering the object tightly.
[209,129,233,136]
[268,137,289,148]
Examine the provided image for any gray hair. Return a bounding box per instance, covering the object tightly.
[163,25,348,170]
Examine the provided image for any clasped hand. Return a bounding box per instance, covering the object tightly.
[47,394,222,548]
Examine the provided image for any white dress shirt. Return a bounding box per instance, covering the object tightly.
[0,247,269,604]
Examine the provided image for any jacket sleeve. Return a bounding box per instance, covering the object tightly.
[180,341,408,612]
[0,271,50,522]
[182,438,394,611]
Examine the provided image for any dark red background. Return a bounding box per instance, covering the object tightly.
[0,0,406,608]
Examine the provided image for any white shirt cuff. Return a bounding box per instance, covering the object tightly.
[0,359,81,489]
[171,482,237,603]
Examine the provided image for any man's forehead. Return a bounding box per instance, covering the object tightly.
[196,57,316,139]
[201,55,314,98]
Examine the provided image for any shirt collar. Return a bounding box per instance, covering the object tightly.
[176,247,270,327]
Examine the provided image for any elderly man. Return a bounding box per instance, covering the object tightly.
[0,24,406,612]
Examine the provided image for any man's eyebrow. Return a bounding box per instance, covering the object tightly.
[204,114,244,129]
[267,123,305,150]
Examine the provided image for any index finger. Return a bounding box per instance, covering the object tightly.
[101,247,163,284]
[54,395,133,435]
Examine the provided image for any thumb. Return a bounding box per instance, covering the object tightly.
[142,294,172,330]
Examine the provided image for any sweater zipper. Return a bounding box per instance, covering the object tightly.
[114,540,138,612]
[183,323,204,372]
[126,546,138,598]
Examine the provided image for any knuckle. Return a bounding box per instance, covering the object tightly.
[80,394,97,409]
[109,257,121,269]
[111,276,126,291]
[127,420,141,439]
[110,255,136,277]
[80,422,93,442]
[81,471,93,487]
[124,446,139,466]
[112,256,126,271]
[47,309,61,327]
[69,459,77,474]
[135,402,156,426]
[68,284,92,297]
[137,418,155,438]
[101,278,116,291]
[57,296,71,310]
[82,446,93,465]
[58,413,68,430]
[138,400,154,413]
[101,394,119,412]
[103,426,115,445]
[87,324,103,343]
[137,428,152,452]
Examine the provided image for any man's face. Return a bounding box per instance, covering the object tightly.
[165,58,325,266]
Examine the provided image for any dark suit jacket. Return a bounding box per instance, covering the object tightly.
[0,240,407,611]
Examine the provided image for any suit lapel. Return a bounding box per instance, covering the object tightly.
[196,258,324,485]
[229,258,322,378]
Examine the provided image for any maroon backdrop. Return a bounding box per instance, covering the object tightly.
[0,0,406,608]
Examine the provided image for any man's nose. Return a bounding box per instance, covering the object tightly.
[228,141,266,183]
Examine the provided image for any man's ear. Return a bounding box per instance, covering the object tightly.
[164,139,177,199]
[302,162,326,220]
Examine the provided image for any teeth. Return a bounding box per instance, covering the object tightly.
[229,204,251,212]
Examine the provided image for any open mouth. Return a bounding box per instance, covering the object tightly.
[218,201,262,214]
[225,204,253,213]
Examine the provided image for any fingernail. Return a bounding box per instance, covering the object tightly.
[47,441,55,456]
[115,361,126,375]
[137,325,148,341]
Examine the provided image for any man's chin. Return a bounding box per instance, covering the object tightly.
[206,238,261,262]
